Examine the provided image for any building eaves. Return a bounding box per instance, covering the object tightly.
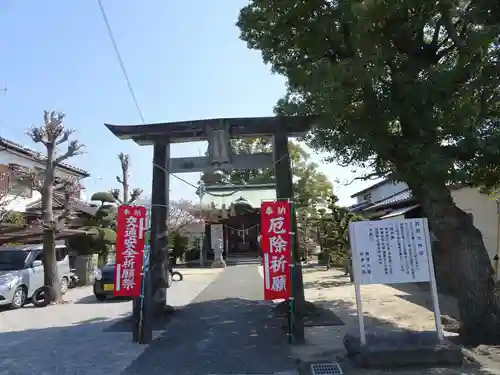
[25,191,98,215]
[363,188,415,211]
[350,178,391,198]
[0,137,89,177]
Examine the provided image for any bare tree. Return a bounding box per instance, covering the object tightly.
[25,110,84,303]
[110,152,143,204]
[168,200,200,233]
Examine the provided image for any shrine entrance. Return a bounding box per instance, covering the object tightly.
[201,184,276,260]
[104,116,314,345]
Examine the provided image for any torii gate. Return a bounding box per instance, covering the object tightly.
[105,116,315,344]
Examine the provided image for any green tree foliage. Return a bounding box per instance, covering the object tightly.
[202,138,334,210]
[2,211,26,226]
[169,232,189,264]
[90,191,117,205]
[69,199,117,265]
[238,1,500,344]
[314,195,363,265]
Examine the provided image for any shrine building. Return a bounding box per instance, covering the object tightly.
[200,183,276,262]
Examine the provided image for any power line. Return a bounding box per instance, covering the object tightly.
[96,1,292,197]
[97,0,145,123]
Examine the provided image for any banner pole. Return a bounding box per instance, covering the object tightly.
[289,199,296,344]
[137,206,151,342]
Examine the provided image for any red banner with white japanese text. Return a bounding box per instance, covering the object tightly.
[260,200,292,300]
[114,205,147,297]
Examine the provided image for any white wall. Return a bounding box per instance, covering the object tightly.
[0,148,84,212]
[355,181,408,204]
[451,187,499,274]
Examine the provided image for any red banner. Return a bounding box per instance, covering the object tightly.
[114,205,147,297]
[260,200,292,300]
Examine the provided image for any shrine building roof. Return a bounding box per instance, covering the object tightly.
[201,184,276,209]
[104,116,316,145]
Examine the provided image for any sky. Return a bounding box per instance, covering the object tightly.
[0,0,379,207]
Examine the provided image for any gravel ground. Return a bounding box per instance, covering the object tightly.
[293,265,500,375]
[0,269,221,375]
[122,264,298,375]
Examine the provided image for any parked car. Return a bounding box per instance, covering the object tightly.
[0,243,72,309]
[93,263,173,301]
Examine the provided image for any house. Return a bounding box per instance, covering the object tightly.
[0,137,93,220]
[349,178,500,276]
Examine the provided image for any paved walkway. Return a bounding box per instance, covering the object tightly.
[0,268,222,375]
[121,264,297,375]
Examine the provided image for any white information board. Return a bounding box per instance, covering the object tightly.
[348,217,444,345]
[349,218,432,285]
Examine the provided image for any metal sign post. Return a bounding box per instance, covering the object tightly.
[423,221,444,342]
[349,222,367,345]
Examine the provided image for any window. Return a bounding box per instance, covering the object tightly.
[363,193,372,202]
[56,247,67,262]
[34,251,43,263]
[33,247,67,263]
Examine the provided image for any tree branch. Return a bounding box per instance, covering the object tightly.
[56,129,76,146]
[440,6,467,51]
[55,140,85,164]
[27,126,48,147]
[343,171,390,186]
[109,189,123,204]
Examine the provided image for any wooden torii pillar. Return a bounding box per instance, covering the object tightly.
[105,116,315,344]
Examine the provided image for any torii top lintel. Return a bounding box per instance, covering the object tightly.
[104,115,316,145]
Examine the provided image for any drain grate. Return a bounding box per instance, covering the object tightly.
[310,362,343,375]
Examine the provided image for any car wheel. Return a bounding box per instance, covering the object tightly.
[10,286,27,309]
[95,294,107,301]
[167,272,173,288]
[60,277,69,295]
[172,271,183,282]
[32,286,51,308]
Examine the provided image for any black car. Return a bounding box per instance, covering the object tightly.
[93,264,173,301]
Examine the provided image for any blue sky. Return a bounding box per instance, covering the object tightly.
[0,0,377,206]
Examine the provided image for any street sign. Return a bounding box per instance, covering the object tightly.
[114,205,147,297]
[349,218,444,345]
[260,200,292,300]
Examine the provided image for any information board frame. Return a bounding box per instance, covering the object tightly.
[349,218,444,345]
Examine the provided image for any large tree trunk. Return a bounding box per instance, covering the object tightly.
[42,228,60,302]
[41,144,60,303]
[409,182,499,345]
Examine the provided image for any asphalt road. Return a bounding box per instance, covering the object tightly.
[121,264,297,375]
[0,269,220,375]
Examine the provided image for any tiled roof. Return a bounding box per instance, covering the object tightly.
[348,201,372,213]
[0,137,89,177]
[364,188,415,211]
[25,191,98,215]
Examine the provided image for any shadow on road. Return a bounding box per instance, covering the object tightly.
[73,294,132,305]
[0,312,145,375]
[296,296,490,375]
[303,270,352,290]
[122,296,295,375]
[388,283,460,320]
